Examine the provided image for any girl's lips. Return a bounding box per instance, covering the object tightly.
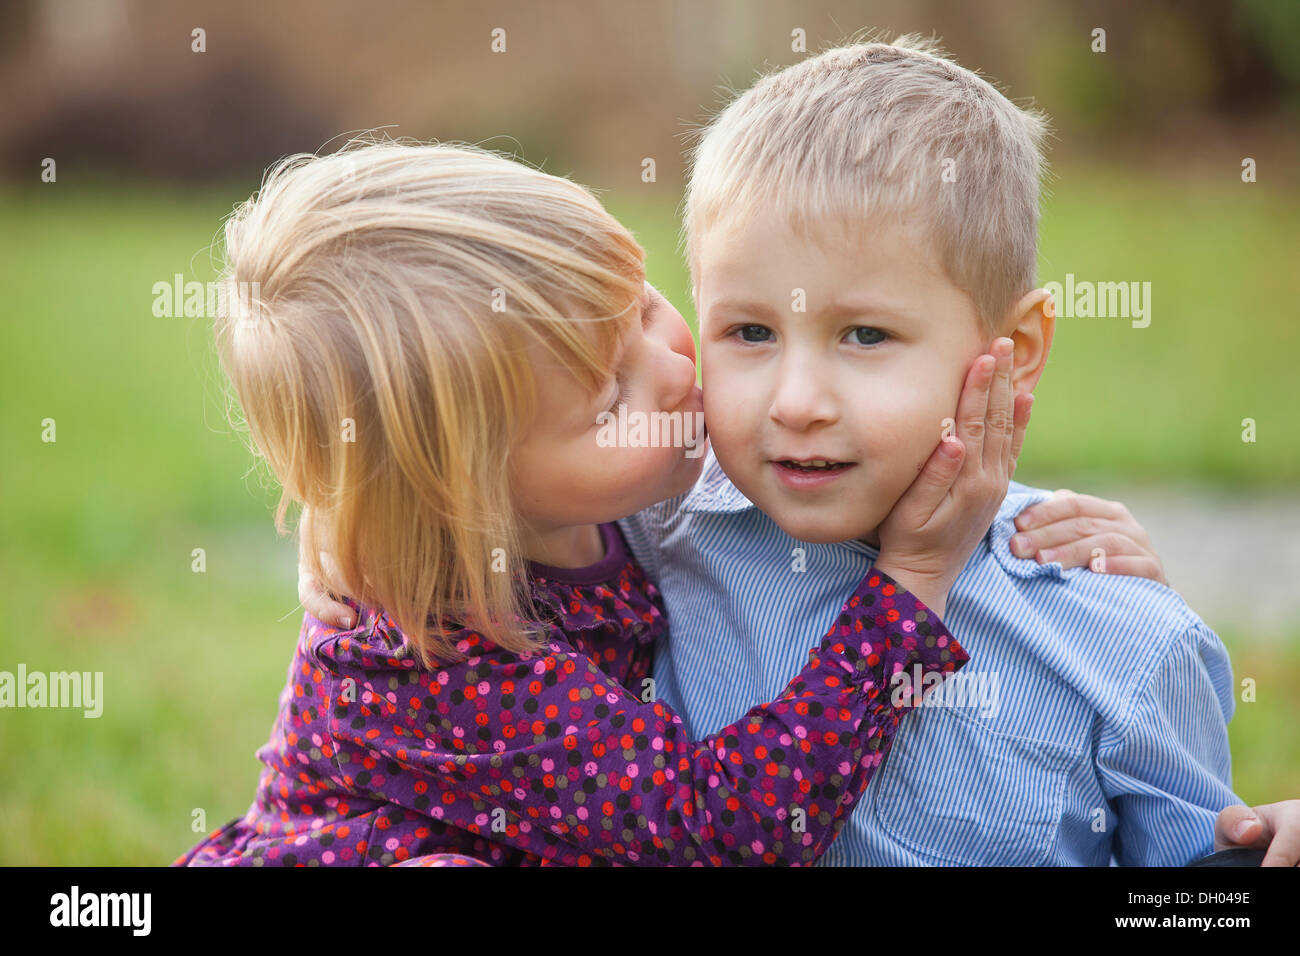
[771,459,857,490]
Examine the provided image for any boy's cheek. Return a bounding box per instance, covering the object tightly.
[891,400,961,465]
[702,383,758,440]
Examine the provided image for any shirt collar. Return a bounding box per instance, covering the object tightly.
[681,448,757,514]
[683,451,1065,580]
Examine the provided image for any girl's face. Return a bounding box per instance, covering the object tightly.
[511,283,705,560]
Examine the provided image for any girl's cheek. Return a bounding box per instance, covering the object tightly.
[608,444,661,488]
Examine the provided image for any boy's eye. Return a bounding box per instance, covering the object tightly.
[737,325,772,343]
[846,327,887,346]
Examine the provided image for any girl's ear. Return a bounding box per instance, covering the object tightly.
[1003,288,1055,396]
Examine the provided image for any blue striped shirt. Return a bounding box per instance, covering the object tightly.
[619,450,1241,866]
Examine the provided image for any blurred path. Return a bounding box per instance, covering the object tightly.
[1045,483,1300,641]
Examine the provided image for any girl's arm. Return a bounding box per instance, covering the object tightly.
[320,570,964,866]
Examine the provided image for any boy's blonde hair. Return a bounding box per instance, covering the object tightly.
[684,34,1050,332]
[216,137,644,666]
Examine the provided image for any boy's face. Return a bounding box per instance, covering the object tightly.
[696,207,990,546]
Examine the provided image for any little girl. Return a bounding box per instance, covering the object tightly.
[176,138,1029,867]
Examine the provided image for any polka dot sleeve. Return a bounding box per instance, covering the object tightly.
[321,569,968,865]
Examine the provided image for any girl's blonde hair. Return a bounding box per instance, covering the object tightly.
[215,136,645,666]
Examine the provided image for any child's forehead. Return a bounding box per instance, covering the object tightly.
[692,212,950,309]
[691,200,938,281]
[699,195,927,246]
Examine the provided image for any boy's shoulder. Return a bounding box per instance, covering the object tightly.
[985,479,1202,627]
[972,480,1226,703]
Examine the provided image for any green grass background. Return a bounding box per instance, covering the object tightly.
[1,163,1297,864]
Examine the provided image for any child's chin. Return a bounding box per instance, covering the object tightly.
[770,511,877,546]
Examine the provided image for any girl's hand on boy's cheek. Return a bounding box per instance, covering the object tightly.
[874,339,1030,617]
[1011,489,1168,585]
[1214,801,1300,866]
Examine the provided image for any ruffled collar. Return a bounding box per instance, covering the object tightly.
[527,523,661,642]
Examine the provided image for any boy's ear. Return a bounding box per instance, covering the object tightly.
[1001,288,1056,396]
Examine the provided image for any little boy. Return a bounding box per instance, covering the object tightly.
[619,36,1283,865]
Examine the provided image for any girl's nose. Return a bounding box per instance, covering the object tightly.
[647,299,698,392]
[656,300,697,368]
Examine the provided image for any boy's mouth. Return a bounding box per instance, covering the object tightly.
[775,458,852,472]
[771,457,857,489]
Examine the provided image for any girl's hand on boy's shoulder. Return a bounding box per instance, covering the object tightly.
[1011,489,1168,585]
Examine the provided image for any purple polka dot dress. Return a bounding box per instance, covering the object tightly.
[174,522,967,866]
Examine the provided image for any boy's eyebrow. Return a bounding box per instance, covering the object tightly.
[708,299,778,320]
[708,296,913,322]
[822,297,915,321]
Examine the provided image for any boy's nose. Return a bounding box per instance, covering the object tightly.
[769,359,837,430]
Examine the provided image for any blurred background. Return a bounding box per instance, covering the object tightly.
[1,0,1297,865]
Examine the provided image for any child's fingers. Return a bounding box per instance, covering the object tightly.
[1010,531,1167,583]
[298,558,355,627]
[1089,555,1167,584]
[1010,516,1133,557]
[304,586,354,628]
[1259,803,1300,867]
[896,434,967,528]
[1008,392,1033,476]
[953,351,995,471]
[1213,805,1265,852]
[1012,488,1125,533]
[983,338,1015,471]
[319,549,354,594]
[1014,530,1143,566]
